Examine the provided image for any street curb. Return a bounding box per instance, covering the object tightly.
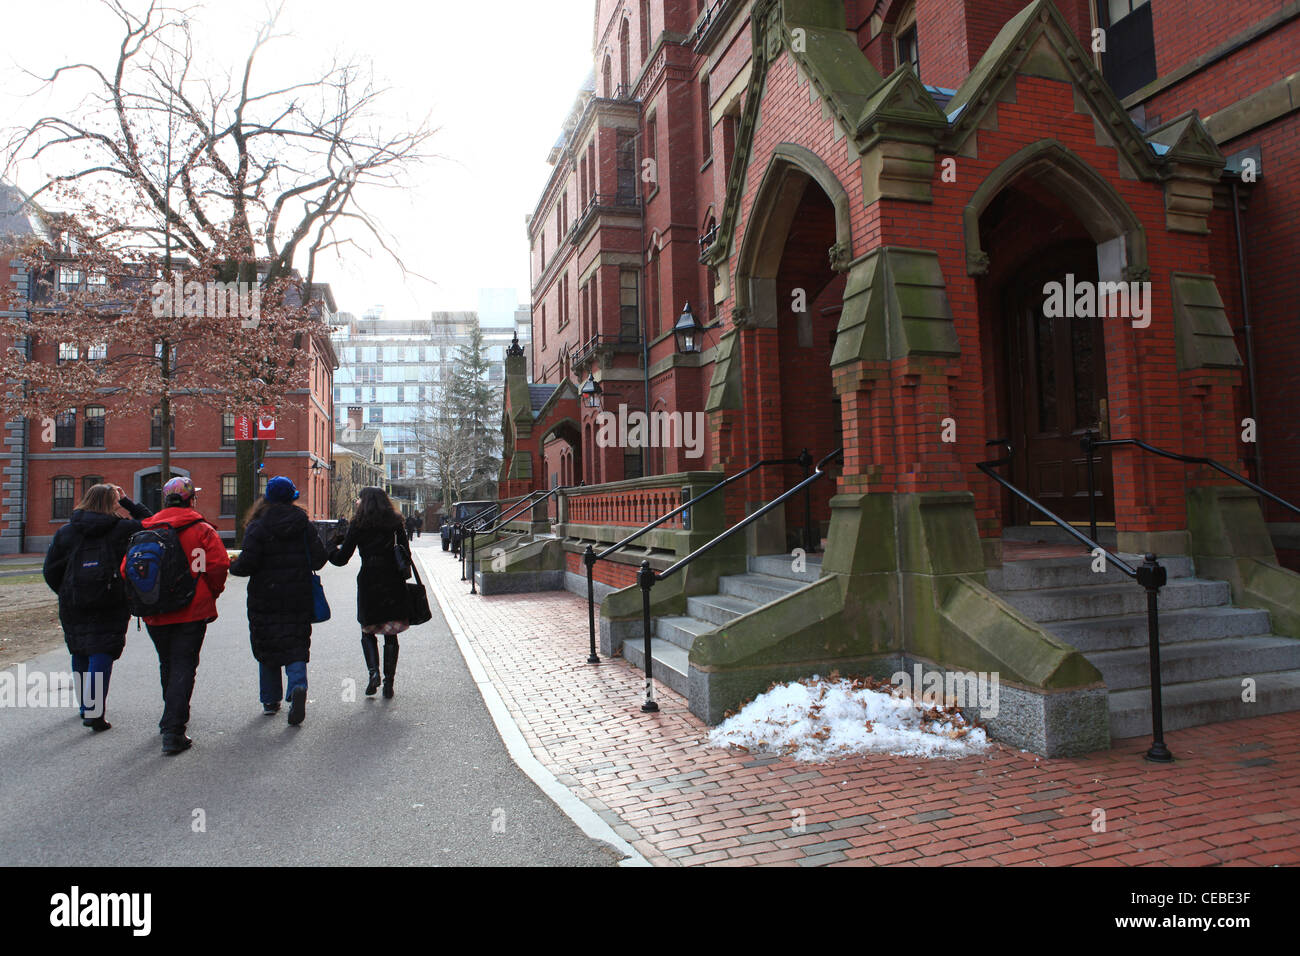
[419,550,652,868]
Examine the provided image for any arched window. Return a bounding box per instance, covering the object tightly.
[602,55,613,98]
[619,19,631,95]
[640,0,650,60]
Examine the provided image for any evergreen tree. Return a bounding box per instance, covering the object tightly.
[447,319,501,499]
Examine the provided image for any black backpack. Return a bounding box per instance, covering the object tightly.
[123,519,203,616]
[59,532,121,611]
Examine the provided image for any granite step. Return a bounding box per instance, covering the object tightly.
[1088,635,1300,691]
[685,592,761,627]
[999,578,1231,623]
[988,553,1195,591]
[1049,605,1273,652]
[717,572,805,605]
[622,636,690,699]
[1108,669,1300,739]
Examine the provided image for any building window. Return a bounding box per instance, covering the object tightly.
[617,132,638,204]
[644,118,657,195]
[1098,0,1155,99]
[620,270,640,343]
[154,341,178,366]
[83,406,105,447]
[82,475,103,497]
[619,18,631,94]
[54,410,76,448]
[220,475,238,515]
[701,75,712,164]
[57,268,82,292]
[640,0,650,59]
[150,407,175,448]
[87,342,107,361]
[624,450,643,481]
[895,2,919,77]
[222,412,236,446]
[52,477,74,520]
[57,343,79,363]
[602,55,613,98]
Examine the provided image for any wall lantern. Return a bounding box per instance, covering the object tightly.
[674,301,707,354]
[581,372,603,410]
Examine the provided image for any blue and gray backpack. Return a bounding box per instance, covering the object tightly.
[123,519,203,616]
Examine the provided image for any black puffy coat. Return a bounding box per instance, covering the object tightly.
[42,498,152,658]
[228,503,328,666]
[327,514,411,627]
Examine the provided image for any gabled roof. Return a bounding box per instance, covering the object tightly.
[0,181,49,240]
[529,383,559,416]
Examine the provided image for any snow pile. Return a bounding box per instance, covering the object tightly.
[709,675,989,762]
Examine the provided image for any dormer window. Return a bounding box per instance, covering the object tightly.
[895,3,919,78]
[1098,0,1155,99]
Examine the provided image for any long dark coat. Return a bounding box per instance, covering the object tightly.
[228,503,328,666]
[42,498,152,658]
[327,514,411,627]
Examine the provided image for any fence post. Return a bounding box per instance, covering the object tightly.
[1137,553,1172,763]
[585,545,600,664]
[638,560,659,713]
[799,448,814,553]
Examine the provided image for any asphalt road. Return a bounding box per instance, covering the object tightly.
[0,536,620,866]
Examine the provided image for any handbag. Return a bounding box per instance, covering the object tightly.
[305,532,330,624]
[393,530,412,580]
[406,558,433,627]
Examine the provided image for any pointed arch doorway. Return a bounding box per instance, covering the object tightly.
[971,142,1144,528]
[733,145,851,552]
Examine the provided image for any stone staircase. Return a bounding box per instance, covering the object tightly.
[622,553,820,697]
[988,553,1300,739]
[620,542,1300,744]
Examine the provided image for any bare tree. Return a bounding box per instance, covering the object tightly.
[2,0,435,536]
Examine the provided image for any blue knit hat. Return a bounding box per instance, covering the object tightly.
[265,476,299,503]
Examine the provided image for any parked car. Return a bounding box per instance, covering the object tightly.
[441,499,498,551]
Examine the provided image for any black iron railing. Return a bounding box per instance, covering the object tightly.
[629,449,840,712]
[1081,432,1299,542]
[466,485,570,595]
[979,439,1171,762]
[452,494,535,579]
[580,450,815,666]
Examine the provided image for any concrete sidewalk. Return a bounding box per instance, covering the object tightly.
[424,542,1300,866]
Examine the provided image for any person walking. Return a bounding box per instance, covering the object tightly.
[414,514,423,539]
[42,483,152,732]
[328,486,411,699]
[229,477,327,726]
[121,476,229,755]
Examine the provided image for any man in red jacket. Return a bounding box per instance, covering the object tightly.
[127,476,230,755]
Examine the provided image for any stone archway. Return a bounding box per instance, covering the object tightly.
[731,144,853,553]
[970,140,1149,531]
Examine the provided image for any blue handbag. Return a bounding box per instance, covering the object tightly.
[305,532,330,623]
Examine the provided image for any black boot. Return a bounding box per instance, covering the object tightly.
[361,634,381,696]
[382,637,399,699]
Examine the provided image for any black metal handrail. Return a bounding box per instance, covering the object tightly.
[1082,432,1300,543]
[979,439,1171,763]
[466,484,572,595]
[580,450,814,665]
[452,493,538,580]
[630,449,841,713]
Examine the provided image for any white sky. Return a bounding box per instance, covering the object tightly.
[0,0,594,316]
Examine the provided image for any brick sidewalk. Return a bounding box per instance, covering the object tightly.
[421,548,1300,867]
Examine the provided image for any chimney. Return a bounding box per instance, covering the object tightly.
[348,406,363,433]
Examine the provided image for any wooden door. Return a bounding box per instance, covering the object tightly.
[1006,244,1114,525]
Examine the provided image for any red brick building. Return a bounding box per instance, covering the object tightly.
[502,0,1300,752]
[0,202,339,550]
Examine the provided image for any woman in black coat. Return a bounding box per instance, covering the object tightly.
[328,486,411,699]
[229,477,327,725]
[43,483,152,732]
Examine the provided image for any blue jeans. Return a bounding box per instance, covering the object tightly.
[71,653,113,720]
[259,661,307,706]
